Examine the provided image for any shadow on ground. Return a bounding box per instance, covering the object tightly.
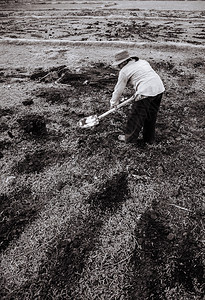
[0,188,40,252]
[1,172,129,299]
[127,203,204,300]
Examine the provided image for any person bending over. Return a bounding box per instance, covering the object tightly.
[110,50,165,144]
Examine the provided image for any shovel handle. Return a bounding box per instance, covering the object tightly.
[98,95,135,120]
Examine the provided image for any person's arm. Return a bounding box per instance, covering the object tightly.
[110,71,128,108]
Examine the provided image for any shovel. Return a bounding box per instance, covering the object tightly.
[78,94,136,129]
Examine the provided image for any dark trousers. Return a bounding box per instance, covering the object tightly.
[125,93,163,143]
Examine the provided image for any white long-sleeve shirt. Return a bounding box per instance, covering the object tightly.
[110,59,165,107]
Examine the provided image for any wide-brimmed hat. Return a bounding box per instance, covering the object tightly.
[112,50,134,66]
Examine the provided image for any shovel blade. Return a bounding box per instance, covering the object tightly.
[78,115,99,128]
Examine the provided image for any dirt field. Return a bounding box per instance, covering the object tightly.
[0,1,205,299]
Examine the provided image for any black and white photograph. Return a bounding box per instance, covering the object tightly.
[0,0,204,299]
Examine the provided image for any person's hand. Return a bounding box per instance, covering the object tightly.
[110,104,117,110]
[135,94,145,101]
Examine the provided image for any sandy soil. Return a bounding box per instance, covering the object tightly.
[0,1,204,71]
[1,2,205,43]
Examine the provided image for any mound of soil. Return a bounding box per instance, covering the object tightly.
[33,62,117,89]
[30,65,66,81]
[17,114,47,136]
